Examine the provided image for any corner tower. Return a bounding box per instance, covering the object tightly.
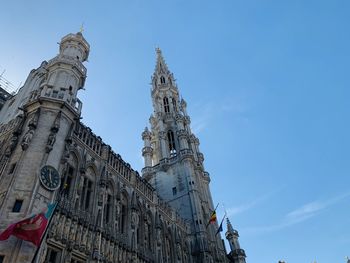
[142,49,227,262]
[0,32,89,262]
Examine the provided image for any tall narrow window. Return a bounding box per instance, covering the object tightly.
[60,165,74,196]
[44,247,61,263]
[121,203,126,234]
[105,194,112,223]
[85,180,93,210]
[163,97,170,113]
[167,130,176,155]
[172,98,177,111]
[60,155,77,196]
[120,192,128,234]
[12,200,23,212]
[80,177,93,211]
[160,76,166,84]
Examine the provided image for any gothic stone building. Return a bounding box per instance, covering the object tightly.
[0,32,246,263]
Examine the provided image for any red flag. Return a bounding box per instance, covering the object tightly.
[0,203,55,246]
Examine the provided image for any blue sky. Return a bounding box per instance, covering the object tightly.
[1,1,349,262]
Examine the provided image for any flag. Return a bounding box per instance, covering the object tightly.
[0,203,56,246]
[215,222,222,236]
[215,220,223,236]
[215,212,227,236]
[207,210,217,227]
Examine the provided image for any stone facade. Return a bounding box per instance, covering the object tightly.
[0,32,245,263]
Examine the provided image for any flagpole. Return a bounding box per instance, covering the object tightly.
[213,202,219,212]
[30,202,58,263]
[31,185,66,263]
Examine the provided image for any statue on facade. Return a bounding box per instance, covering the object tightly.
[21,128,34,150]
[46,132,56,152]
[131,211,139,229]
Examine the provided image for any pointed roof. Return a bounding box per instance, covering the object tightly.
[154,47,170,76]
[226,218,234,233]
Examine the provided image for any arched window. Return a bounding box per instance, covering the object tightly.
[163,97,170,113]
[145,213,152,251]
[172,98,177,111]
[80,167,95,211]
[60,154,78,197]
[160,76,166,84]
[120,192,128,234]
[104,185,113,224]
[167,130,176,156]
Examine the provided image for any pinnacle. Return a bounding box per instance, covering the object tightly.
[226,218,234,233]
[154,47,170,76]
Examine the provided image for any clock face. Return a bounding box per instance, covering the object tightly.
[39,165,60,191]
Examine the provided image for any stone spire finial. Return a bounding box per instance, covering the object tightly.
[154,47,170,75]
[227,218,234,233]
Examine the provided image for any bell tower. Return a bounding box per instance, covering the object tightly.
[142,49,227,262]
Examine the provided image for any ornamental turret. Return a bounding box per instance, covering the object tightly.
[226,218,246,263]
[40,32,89,114]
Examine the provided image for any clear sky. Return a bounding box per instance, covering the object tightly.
[1,1,349,262]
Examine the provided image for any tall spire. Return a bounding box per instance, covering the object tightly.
[151,48,176,91]
[154,47,170,75]
[142,49,228,262]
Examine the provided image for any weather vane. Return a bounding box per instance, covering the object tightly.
[80,23,84,33]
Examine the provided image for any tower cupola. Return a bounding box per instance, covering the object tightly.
[59,32,90,62]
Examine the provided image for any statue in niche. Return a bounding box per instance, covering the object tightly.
[144,222,149,249]
[47,132,56,147]
[75,224,81,244]
[28,108,40,128]
[21,129,34,150]
[109,242,114,261]
[52,111,61,132]
[86,230,92,251]
[64,252,71,263]
[156,228,162,246]
[46,132,56,152]
[48,213,58,238]
[131,211,139,229]
[69,221,76,241]
[81,227,87,248]
[166,238,171,260]
[176,243,182,260]
[55,214,64,239]
[97,191,103,206]
[30,89,38,101]
[63,218,71,240]
[5,135,18,157]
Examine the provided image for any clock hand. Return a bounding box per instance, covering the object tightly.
[48,170,53,184]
